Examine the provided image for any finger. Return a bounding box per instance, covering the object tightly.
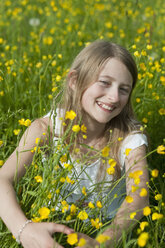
[49,223,74,235]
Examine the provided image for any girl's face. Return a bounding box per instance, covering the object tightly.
[81,58,133,128]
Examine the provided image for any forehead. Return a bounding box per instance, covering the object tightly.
[99,58,133,85]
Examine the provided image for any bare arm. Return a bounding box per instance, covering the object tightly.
[0,118,73,248]
[102,144,149,246]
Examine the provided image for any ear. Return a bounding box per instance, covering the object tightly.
[68,70,77,91]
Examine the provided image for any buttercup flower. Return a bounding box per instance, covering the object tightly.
[140,221,149,231]
[82,186,87,196]
[81,124,87,133]
[67,233,78,245]
[130,212,136,219]
[13,129,21,135]
[77,210,88,220]
[152,212,164,220]
[125,195,134,203]
[107,166,115,175]
[96,234,110,244]
[88,202,95,209]
[38,207,50,219]
[151,169,159,177]
[137,232,149,247]
[125,148,132,156]
[65,110,76,120]
[143,206,151,216]
[72,125,80,132]
[70,204,77,215]
[0,160,4,166]
[101,146,110,157]
[157,145,165,154]
[34,175,43,183]
[96,201,102,208]
[140,188,148,197]
[155,194,162,201]
[77,238,86,246]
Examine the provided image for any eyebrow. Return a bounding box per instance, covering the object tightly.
[99,75,132,88]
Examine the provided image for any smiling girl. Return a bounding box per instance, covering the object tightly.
[0,40,149,248]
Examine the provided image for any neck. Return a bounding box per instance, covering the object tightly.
[82,116,107,147]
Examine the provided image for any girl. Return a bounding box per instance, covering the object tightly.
[0,40,149,248]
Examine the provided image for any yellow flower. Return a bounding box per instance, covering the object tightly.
[125,195,134,203]
[130,212,136,219]
[101,146,110,157]
[158,108,165,115]
[125,148,132,156]
[66,176,75,184]
[157,145,165,154]
[60,154,67,163]
[34,175,43,183]
[36,62,42,68]
[66,215,71,221]
[82,186,87,196]
[0,160,4,166]
[38,207,50,219]
[96,234,110,244]
[155,194,162,201]
[108,158,116,167]
[77,210,88,220]
[60,177,65,183]
[43,36,53,45]
[136,98,141,103]
[67,233,78,245]
[134,51,140,57]
[152,212,164,220]
[24,119,31,126]
[96,201,102,208]
[140,188,148,197]
[70,204,77,215]
[151,169,159,177]
[137,232,149,247]
[140,222,149,231]
[107,166,115,175]
[81,124,87,133]
[77,238,86,247]
[142,118,148,123]
[0,140,3,146]
[91,218,102,229]
[65,110,76,120]
[131,185,139,193]
[72,125,80,132]
[88,202,95,209]
[48,94,53,99]
[13,129,21,135]
[143,206,151,216]
[18,118,25,125]
[118,137,123,141]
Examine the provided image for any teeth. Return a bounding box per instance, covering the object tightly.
[97,102,114,111]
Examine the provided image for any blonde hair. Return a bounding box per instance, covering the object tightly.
[59,40,140,178]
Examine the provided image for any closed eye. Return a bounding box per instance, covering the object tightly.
[120,88,130,94]
[99,80,110,86]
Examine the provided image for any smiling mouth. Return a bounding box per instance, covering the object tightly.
[97,101,115,111]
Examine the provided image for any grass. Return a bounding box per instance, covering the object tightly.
[0,0,165,247]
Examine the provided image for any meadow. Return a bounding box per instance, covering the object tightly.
[0,0,165,247]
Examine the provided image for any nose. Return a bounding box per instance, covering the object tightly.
[107,86,120,103]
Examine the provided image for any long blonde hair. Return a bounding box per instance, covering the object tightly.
[58,40,140,178]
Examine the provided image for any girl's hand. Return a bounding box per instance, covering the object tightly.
[76,233,100,248]
[20,221,73,248]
